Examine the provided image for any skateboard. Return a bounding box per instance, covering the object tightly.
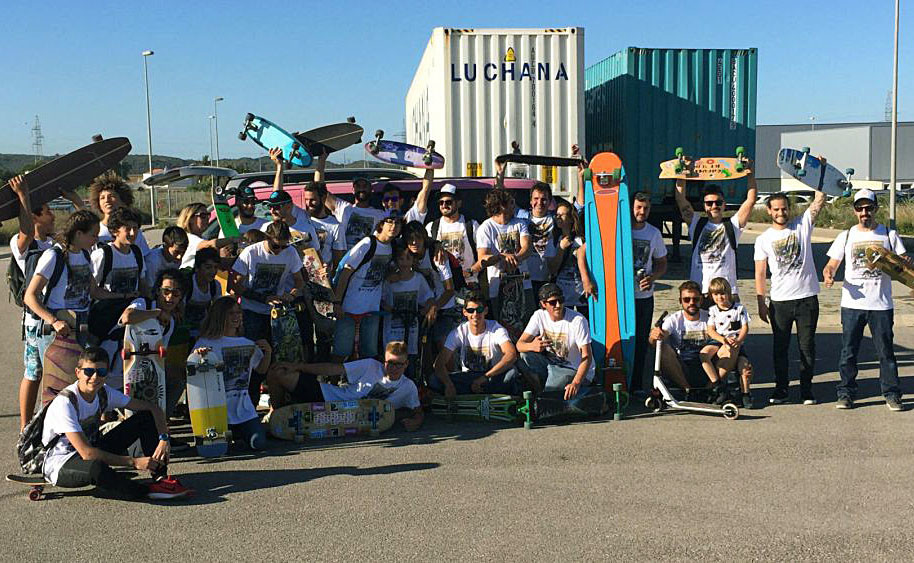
[41,310,88,405]
[144,165,237,187]
[0,137,131,222]
[301,247,336,321]
[122,318,167,413]
[495,142,585,168]
[777,147,854,197]
[659,147,751,181]
[294,118,364,156]
[186,351,230,457]
[614,162,637,391]
[864,245,914,289]
[496,271,529,340]
[430,394,523,423]
[212,185,241,239]
[270,302,306,364]
[365,130,444,169]
[646,312,739,420]
[239,113,313,168]
[264,399,395,441]
[6,474,59,501]
[532,389,610,422]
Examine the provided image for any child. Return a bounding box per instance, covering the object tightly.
[184,247,223,339]
[144,226,188,290]
[382,243,436,383]
[706,277,754,408]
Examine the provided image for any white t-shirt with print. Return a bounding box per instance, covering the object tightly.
[11,235,53,328]
[310,213,346,265]
[42,383,131,485]
[476,217,532,298]
[98,223,150,255]
[522,308,595,382]
[232,241,303,315]
[34,246,93,312]
[335,200,388,249]
[180,233,205,269]
[261,207,320,253]
[319,358,420,410]
[826,224,907,311]
[427,215,479,284]
[708,303,750,339]
[415,251,455,310]
[143,246,181,289]
[526,214,556,282]
[688,214,743,294]
[339,237,392,314]
[661,310,712,362]
[90,244,144,294]
[185,275,221,331]
[753,209,820,302]
[382,272,435,355]
[554,237,586,307]
[632,223,668,299]
[193,336,264,424]
[444,320,511,373]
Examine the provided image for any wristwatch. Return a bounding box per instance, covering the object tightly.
[158,433,170,443]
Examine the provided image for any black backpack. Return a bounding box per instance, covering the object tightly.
[88,244,145,341]
[428,215,476,262]
[332,235,380,295]
[7,238,39,307]
[18,245,88,320]
[96,243,144,291]
[16,387,108,474]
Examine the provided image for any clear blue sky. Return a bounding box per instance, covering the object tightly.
[1,0,910,162]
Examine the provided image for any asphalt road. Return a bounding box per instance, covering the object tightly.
[1,232,913,561]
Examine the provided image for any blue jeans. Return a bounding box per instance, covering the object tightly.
[332,312,380,359]
[518,351,586,393]
[430,368,520,395]
[230,416,266,450]
[838,308,900,400]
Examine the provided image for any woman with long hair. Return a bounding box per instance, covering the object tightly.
[548,198,595,315]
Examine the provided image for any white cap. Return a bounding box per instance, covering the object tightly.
[440,183,457,195]
[249,180,270,188]
[854,189,877,203]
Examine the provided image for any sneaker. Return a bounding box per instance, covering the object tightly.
[713,385,730,406]
[769,388,789,404]
[741,392,754,410]
[147,476,193,500]
[886,396,904,412]
[801,392,817,406]
[835,396,854,410]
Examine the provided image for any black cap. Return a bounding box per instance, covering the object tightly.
[238,186,258,201]
[266,190,293,207]
[537,283,564,302]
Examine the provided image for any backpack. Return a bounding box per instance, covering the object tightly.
[333,236,379,290]
[16,387,108,474]
[692,216,739,275]
[88,244,145,341]
[97,244,144,290]
[21,246,89,320]
[436,246,467,291]
[7,238,39,307]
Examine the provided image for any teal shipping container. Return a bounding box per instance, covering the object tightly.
[585,47,758,214]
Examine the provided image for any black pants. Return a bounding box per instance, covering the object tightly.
[770,296,819,394]
[55,411,163,500]
[631,297,654,393]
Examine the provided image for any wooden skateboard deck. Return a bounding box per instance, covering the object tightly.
[270,303,305,364]
[144,166,236,187]
[302,247,335,321]
[123,318,167,413]
[186,352,229,457]
[495,153,583,167]
[294,120,363,156]
[614,164,636,390]
[430,394,521,422]
[864,245,914,289]
[239,113,312,168]
[659,147,750,181]
[366,130,444,169]
[777,147,852,197]
[0,137,131,222]
[6,474,58,501]
[264,399,395,441]
[496,272,529,340]
[40,310,87,405]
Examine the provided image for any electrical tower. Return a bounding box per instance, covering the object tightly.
[31,115,44,163]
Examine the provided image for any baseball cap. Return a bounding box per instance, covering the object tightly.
[237,186,258,201]
[265,190,293,207]
[853,189,877,204]
[537,283,564,302]
[440,183,457,195]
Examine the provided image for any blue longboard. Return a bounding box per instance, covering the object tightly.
[776,147,852,197]
[614,167,636,389]
[584,172,607,374]
[239,113,313,168]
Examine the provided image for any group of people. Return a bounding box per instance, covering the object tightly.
[9,147,907,502]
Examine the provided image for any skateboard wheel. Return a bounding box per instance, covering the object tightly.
[245,112,254,121]
[28,488,42,502]
[375,129,384,138]
[645,397,662,411]
[674,147,684,157]
[801,146,810,154]
[121,348,129,360]
[722,403,739,420]
[674,164,684,174]
[238,132,246,141]
[846,168,855,175]
[735,163,745,173]
[347,116,356,123]
[735,146,745,156]
[612,168,621,181]
[797,169,806,177]
[583,169,592,182]
[523,421,532,430]
[270,308,279,319]
[523,391,532,400]
[214,185,224,196]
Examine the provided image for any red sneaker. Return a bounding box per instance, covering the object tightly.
[147,476,193,500]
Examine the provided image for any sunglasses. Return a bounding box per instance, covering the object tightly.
[385,360,407,368]
[80,367,108,378]
[270,241,291,249]
[160,287,182,296]
[543,298,564,307]
[703,200,724,207]
[464,306,486,314]
[382,196,400,203]
[239,198,257,205]
[439,199,455,206]
[681,296,699,303]
[854,205,876,213]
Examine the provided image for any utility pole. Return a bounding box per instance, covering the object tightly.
[889,0,900,230]
[31,115,44,164]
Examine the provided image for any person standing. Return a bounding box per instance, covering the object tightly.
[630,192,667,396]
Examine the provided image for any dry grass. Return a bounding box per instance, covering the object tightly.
[749,198,914,234]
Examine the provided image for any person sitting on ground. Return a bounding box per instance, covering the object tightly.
[430,290,519,398]
[266,341,423,431]
[89,175,150,254]
[144,226,188,290]
[192,296,272,450]
[648,281,721,400]
[40,346,191,500]
[706,277,754,408]
[515,283,595,400]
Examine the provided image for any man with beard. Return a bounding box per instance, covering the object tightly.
[220,185,267,237]
[754,190,825,405]
[304,153,346,271]
[426,184,479,286]
[823,189,908,411]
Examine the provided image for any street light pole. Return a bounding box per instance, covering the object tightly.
[889,0,900,230]
[214,97,224,168]
[209,115,216,192]
[142,50,156,226]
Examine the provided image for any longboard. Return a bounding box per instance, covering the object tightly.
[864,245,914,289]
[495,154,584,168]
[212,186,240,239]
[41,310,87,405]
[264,399,395,441]
[239,113,313,168]
[186,352,229,457]
[430,394,521,422]
[496,272,529,340]
[659,147,751,181]
[0,137,131,222]
[583,171,607,381]
[776,147,853,197]
[143,166,237,186]
[302,247,336,323]
[614,163,637,390]
[270,303,305,364]
[366,130,444,169]
[122,318,167,414]
[294,119,364,156]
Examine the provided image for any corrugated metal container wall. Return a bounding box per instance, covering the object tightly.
[585,47,758,206]
[406,27,585,196]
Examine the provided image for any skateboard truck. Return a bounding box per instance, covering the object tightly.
[841,168,855,194]
[795,146,811,177]
[734,146,747,173]
[423,140,436,165]
[518,391,533,430]
[238,113,255,141]
[611,383,629,421]
[368,129,383,155]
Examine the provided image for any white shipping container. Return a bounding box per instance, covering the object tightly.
[406,27,585,196]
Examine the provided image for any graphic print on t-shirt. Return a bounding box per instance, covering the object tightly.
[772,232,802,274]
[633,239,652,271]
[250,263,286,295]
[439,230,464,258]
[64,263,92,309]
[109,267,139,294]
[222,344,255,392]
[698,224,727,265]
[315,226,329,250]
[851,240,882,279]
[543,328,569,363]
[680,329,708,359]
[497,231,520,254]
[366,381,397,401]
[530,219,552,256]
[363,256,389,289]
[392,290,418,335]
[464,345,488,372]
[345,214,374,247]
